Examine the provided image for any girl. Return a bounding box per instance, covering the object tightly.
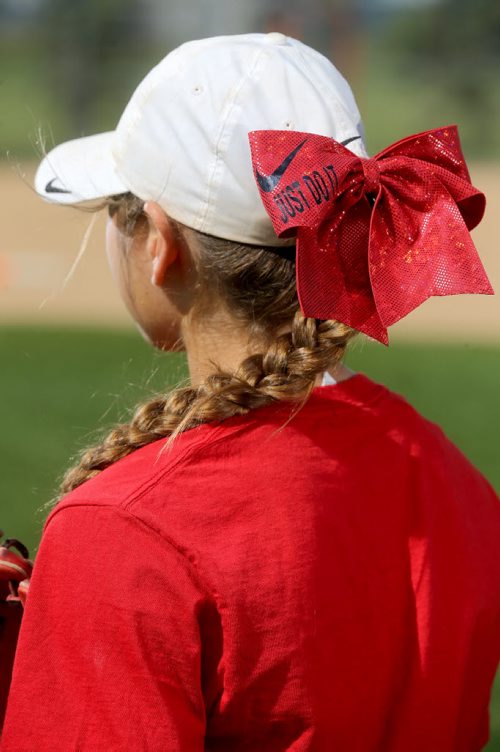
[2,33,500,751]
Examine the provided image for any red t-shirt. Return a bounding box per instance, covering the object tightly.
[2,375,500,751]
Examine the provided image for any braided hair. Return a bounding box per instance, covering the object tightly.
[60,193,357,496]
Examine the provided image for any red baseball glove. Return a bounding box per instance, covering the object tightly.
[0,531,33,733]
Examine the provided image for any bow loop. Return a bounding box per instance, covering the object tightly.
[249,126,493,344]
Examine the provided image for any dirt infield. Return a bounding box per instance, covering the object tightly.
[1,162,499,341]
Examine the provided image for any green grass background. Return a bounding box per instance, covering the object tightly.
[1,326,499,746]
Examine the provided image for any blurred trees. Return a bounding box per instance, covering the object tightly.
[39,0,149,134]
[385,0,500,152]
[2,0,500,159]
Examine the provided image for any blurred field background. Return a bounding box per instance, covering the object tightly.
[1,0,499,746]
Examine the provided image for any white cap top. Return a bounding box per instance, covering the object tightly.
[35,33,367,247]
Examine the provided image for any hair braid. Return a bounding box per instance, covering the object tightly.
[58,196,358,498]
[60,315,355,495]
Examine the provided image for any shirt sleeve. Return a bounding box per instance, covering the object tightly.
[1,504,210,751]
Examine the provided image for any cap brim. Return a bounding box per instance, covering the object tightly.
[35,132,128,205]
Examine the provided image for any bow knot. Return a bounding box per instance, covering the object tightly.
[249,126,492,344]
[362,158,381,197]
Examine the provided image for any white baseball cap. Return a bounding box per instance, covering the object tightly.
[35,32,367,247]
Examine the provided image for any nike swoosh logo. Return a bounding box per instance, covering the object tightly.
[45,178,71,194]
[255,135,361,194]
[340,135,361,147]
[255,138,308,193]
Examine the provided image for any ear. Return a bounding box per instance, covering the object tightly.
[143,201,179,287]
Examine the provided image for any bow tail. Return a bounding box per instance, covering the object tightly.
[369,185,494,329]
[296,203,390,344]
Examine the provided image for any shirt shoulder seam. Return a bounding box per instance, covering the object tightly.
[45,501,218,601]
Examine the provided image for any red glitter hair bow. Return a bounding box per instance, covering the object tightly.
[248,126,493,344]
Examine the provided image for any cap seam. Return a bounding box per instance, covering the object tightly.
[293,43,361,143]
[198,45,267,231]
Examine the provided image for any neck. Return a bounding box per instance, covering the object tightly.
[181,311,355,388]
[180,310,256,387]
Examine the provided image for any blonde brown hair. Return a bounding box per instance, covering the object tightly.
[60,193,357,495]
